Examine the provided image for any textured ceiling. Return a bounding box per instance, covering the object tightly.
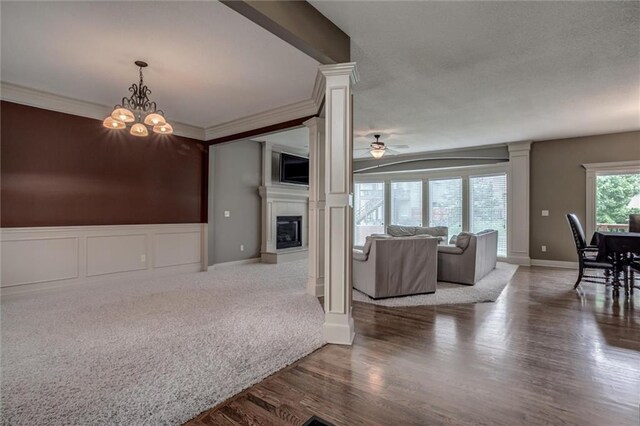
[311,1,640,153]
[0,1,319,128]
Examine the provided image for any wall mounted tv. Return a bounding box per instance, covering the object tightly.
[280,153,309,185]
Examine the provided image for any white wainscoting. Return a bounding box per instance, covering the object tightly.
[1,223,207,293]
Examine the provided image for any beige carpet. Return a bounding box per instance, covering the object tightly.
[353,262,518,306]
[1,261,324,425]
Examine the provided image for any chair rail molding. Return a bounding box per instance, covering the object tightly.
[583,160,640,238]
[507,141,532,266]
[1,223,208,294]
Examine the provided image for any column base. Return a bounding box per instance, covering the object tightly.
[307,277,324,297]
[322,313,355,345]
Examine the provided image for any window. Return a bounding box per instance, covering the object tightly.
[354,182,385,246]
[470,174,507,256]
[429,178,462,240]
[391,181,422,226]
[595,173,640,232]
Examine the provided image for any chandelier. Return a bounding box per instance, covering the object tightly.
[103,60,173,136]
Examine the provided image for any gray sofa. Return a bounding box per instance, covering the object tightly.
[353,235,438,299]
[437,230,498,285]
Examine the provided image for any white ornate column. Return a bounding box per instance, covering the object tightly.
[507,141,532,265]
[320,63,358,345]
[304,117,325,297]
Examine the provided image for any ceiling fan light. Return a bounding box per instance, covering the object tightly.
[144,113,166,127]
[130,122,149,137]
[370,148,385,159]
[103,117,126,129]
[152,122,173,135]
[111,107,135,123]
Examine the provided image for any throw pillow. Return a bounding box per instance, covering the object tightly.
[455,232,474,250]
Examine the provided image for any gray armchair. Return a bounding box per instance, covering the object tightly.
[437,230,498,285]
[353,236,438,299]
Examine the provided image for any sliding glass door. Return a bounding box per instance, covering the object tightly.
[429,178,462,241]
[354,182,385,246]
[391,181,422,226]
[470,174,507,256]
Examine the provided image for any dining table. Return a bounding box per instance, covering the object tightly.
[590,231,640,296]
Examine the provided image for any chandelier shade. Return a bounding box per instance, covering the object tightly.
[102,117,126,129]
[143,113,166,127]
[111,108,135,123]
[153,123,173,135]
[130,123,149,137]
[103,61,171,137]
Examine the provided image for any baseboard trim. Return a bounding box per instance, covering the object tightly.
[503,255,531,266]
[210,258,261,269]
[530,259,578,269]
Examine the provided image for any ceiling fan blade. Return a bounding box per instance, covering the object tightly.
[389,144,410,150]
[354,150,373,159]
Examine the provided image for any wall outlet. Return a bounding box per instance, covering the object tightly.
[140,254,146,262]
[541,210,549,217]
[240,244,244,252]
[541,245,547,252]
[224,211,230,218]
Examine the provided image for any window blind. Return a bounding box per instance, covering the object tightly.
[429,178,463,240]
[470,174,507,256]
[391,181,422,226]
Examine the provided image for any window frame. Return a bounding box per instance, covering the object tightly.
[583,160,640,238]
[354,163,510,257]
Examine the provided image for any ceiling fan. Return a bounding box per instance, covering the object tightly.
[354,134,409,159]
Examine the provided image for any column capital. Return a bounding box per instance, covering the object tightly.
[319,62,359,84]
[508,141,532,154]
[303,116,325,131]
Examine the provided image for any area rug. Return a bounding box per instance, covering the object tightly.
[353,262,518,307]
[0,261,325,425]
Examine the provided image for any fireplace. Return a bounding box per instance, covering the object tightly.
[277,216,302,249]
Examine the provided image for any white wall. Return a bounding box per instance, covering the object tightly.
[1,223,206,293]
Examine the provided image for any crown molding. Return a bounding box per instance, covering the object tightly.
[1,82,206,140]
[205,70,325,142]
[2,78,328,143]
[204,97,319,141]
[311,69,325,109]
[319,62,359,84]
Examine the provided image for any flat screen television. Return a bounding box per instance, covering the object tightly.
[280,153,309,185]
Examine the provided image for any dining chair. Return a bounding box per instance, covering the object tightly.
[630,214,640,233]
[566,213,614,289]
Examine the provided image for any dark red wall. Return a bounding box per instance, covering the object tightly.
[1,101,208,227]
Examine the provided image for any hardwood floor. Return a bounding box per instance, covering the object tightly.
[187,267,640,426]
